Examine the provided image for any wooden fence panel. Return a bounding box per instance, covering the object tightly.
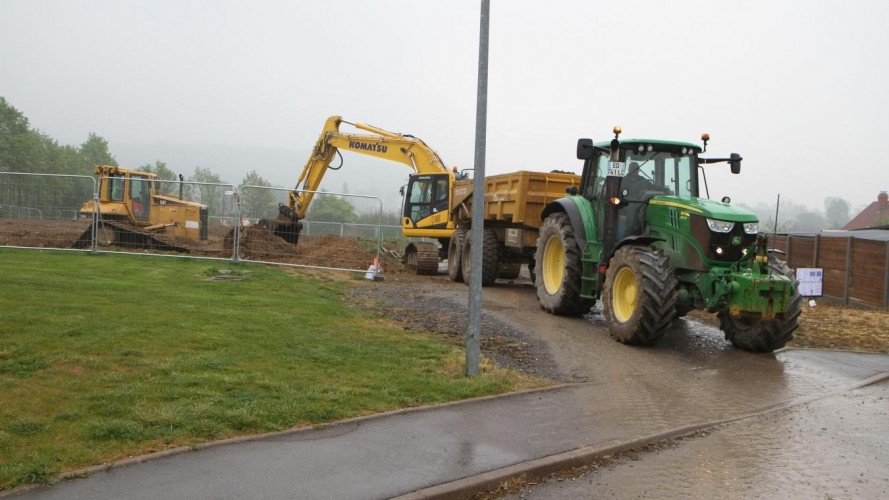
[816,237,850,299]
[788,236,815,269]
[849,239,887,306]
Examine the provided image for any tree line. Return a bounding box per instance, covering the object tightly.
[0,97,400,224]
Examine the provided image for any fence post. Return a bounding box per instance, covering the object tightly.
[843,236,853,305]
[813,234,820,267]
[91,179,99,252]
[883,240,889,309]
[785,235,792,264]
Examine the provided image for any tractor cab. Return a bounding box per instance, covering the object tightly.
[580,138,702,241]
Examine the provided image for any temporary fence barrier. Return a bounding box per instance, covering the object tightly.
[1,172,389,275]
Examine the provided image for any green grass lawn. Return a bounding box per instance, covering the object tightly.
[0,249,539,490]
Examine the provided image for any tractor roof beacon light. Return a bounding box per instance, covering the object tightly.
[701,133,710,152]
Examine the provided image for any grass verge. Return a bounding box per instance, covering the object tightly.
[0,250,546,490]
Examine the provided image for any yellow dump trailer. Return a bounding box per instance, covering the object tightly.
[448,170,580,285]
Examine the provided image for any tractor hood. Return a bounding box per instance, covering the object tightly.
[648,196,759,223]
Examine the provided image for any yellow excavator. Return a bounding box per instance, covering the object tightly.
[268,115,459,273]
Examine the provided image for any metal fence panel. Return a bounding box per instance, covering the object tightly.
[1,173,393,275]
[231,186,384,272]
[0,172,96,251]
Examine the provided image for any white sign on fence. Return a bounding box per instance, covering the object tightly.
[796,268,823,297]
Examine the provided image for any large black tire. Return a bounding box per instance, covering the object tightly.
[447,230,466,282]
[461,228,499,287]
[535,213,594,316]
[718,259,802,352]
[603,246,678,345]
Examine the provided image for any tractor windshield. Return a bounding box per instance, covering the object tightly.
[583,144,699,200]
[623,149,697,198]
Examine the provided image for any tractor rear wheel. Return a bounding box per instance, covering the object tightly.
[603,245,678,345]
[447,229,466,282]
[535,212,594,316]
[718,259,802,352]
[461,228,499,286]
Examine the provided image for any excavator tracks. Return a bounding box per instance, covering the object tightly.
[403,242,440,275]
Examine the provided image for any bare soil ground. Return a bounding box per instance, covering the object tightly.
[0,218,407,272]
[3,217,887,354]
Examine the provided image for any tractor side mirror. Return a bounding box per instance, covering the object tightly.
[577,138,594,160]
[729,153,742,174]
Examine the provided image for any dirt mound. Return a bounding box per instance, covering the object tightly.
[0,219,90,247]
[229,225,407,272]
[1,217,409,274]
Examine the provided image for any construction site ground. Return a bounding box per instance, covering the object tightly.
[0,218,407,271]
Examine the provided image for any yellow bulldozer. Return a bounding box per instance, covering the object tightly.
[75,164,208,251]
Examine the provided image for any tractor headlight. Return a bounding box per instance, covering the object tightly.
[743,222,758,234]
[706,218,735,233]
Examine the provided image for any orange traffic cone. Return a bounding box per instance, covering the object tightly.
[365,256,383,281]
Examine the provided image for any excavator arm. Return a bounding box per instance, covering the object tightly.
[286,115,454,220]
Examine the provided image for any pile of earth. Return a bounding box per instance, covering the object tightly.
[0,218,90,248]
[226,225,407,272]
[0,217,408,273]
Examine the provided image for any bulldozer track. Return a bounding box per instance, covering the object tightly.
[74,220,192,253]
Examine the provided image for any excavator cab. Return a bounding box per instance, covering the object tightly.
[402,173,451,225]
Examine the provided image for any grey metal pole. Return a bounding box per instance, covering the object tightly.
[466,0,490,377]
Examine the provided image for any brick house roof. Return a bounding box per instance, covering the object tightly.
[843,191,889,230]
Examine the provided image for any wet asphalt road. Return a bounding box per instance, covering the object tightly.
[419,275,889,499]
[504,380,889,499]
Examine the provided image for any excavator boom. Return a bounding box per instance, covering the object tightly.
[288,115,452,220]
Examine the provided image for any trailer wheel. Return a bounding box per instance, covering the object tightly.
[603,246,677,345]
[461,228,499,286]
[447,229,466,282]
[535,212,594,316]
[498,262,522,280]
[718,259,802,352]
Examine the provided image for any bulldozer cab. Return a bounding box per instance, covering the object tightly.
[95,167,155,224]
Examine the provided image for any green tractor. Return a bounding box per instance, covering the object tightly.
[535,127,801,352]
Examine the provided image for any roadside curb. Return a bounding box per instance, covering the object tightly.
[395,371,889,499]
[0,383,579,498]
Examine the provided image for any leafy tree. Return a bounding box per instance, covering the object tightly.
[824,197,850,229]
[142,161,179,195]
[0,97,31,173]
[238,170,278,219]
[307,190,358,223]
[794,212,827,232]
[188,167,227,217]
[79,133,116,171]
[761,216,796,234]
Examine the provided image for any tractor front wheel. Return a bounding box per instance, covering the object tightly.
[603,246,678,345]
[535,213,594,316]
[718,259,802,352]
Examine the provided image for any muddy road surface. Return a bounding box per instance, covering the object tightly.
[356,271,889,499]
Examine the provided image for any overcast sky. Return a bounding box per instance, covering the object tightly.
[2,0,887,213]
